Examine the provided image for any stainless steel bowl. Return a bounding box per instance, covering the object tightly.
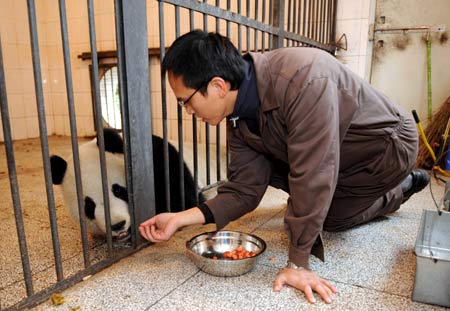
[186,230,266,277]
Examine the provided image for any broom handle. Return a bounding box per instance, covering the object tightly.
[427,32,432,120]
[412,110,436,162]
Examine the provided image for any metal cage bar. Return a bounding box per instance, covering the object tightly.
[58,0,91,266]
[26,0,64,279]
[87,0,114,252]
[158,1,172,212]
[0,36,34,299]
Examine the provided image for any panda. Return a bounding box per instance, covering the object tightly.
[50,128,203,241]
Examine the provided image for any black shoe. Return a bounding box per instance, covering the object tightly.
[402,169,430,203]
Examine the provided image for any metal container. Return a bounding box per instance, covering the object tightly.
[413,209,450,307]
[186,230,266,277]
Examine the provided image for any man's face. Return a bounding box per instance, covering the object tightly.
[167,72,229,126]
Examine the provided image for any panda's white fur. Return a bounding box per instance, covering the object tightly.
[51,128,204,241]
[60,138,129,238]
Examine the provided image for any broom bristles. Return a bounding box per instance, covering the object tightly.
[416,95,450,168]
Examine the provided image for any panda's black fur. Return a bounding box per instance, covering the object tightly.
[50,128,204,239]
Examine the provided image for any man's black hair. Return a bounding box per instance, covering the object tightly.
[161,30,246,92]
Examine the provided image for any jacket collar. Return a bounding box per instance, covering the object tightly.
[247,52,280,112]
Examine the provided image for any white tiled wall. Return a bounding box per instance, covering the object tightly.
[334,0,373,79]
[1,0,373,143]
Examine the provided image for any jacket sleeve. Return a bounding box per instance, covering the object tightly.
[205,123,272,230]
[284,77,341,268]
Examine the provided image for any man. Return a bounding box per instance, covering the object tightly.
[139,30,429,304]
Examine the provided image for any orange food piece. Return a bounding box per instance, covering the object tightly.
[221,246,256,260]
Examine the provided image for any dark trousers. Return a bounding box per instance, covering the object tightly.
[270,116,418,232]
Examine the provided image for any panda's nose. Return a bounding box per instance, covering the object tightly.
[111,220,126,232]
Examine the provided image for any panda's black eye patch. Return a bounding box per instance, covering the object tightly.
[112,184,128,202]
[84,196,96,219]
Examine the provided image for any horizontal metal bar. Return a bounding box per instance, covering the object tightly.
[161,0,277,33]
[374,24,445,33]
[159,0,335,53]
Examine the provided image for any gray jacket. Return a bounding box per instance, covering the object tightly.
[206,47,417,267]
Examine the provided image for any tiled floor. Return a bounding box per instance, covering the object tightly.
[32,185,450,311]
[2,137,450,311]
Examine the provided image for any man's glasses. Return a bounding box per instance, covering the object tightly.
[177,85,202,107]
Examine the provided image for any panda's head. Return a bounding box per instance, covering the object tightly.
[50,128,130,241]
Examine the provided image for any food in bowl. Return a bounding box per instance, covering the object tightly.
[219,245,257,260]
[186,230,266,277]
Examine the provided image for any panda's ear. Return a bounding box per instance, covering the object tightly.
[100,128,124,154]
[50,155,67,185]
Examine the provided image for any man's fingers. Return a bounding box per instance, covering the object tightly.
[150,224,169,241]
[318,281,333,298]
[139,217,156,227]
[273,275,285,292]
[303,286,316,304]
[314,284,333,304]
[141,225,155,242]
[321,279,337,293]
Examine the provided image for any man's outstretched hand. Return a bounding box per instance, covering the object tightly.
[273,267,337,304]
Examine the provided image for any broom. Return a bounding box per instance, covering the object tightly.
[416,95,450,169]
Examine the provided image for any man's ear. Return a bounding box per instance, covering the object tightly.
[209,77,229,98]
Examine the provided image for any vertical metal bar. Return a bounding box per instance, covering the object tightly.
[314,0,318,41]
[0,36,34,297]
[298,0,301,36]
[203,0,208,29]
[103,71,109,124]
[215,0,221,183]
[268,0,273,49]
[119,0,154,243]
[313,0,318,40]
[331,0,337,45]
[293,0,297,34]
[326,0,331,44]
[203,0,211,186]
[319,0,322,42]
[246,0,250,51]
[226,0,231,36]
[272,0,285,49]
[330,0,338,44]
[320,0,326,43]
[189,9,199,204]
[110,68,117,127]
[238,0,242,53]
[114,0,138,246]
[158,1,171,212]
[26,0,64,277]
[316,0,321,42]
[58,0,90,266]
[287,0,291,46]
[254,0,259,51]
[307,0,312,39]
[174,6,186,211]
[262,0,266,52]
[87,0,113,252]
[302,0,307,37]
